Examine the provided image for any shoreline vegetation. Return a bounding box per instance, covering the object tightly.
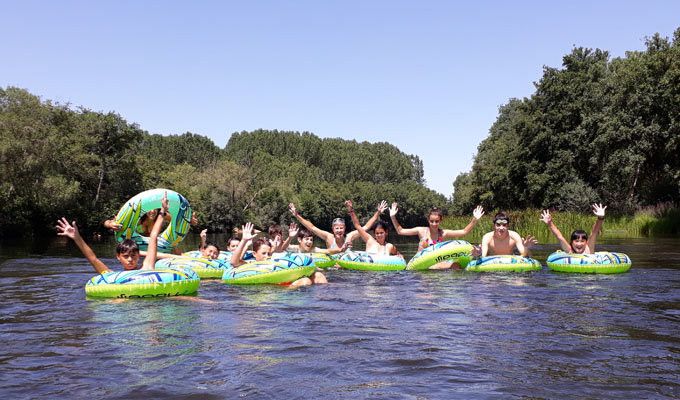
[2,27,679,239]
[442,203,680,243]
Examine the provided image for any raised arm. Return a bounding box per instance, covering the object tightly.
[199,229,208,250]
[141,192,169,270]
[289,203,333,242]
[279,222,299,252]
[540,210,571,252]
[442,206,484,239]
[231,222,255,267]
[57,218,110,274]
[345,200,373,245]
[388,202,422,236]
[347,200,388,242]
[588,203,606,252]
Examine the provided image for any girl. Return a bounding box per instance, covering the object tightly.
[540,204,606,254]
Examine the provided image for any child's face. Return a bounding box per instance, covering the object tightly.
[117,250,140,270]
[571,236,587,253]
[493,220,508,236]
[332,222,346,238]
[255,244,271,261]
[299,235,314,251]
[428,214,441,228]
[374,227,388,244]
[201,245,219,260]
[227,240,240,252]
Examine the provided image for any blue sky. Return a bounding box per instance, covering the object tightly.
[2,1,679,196]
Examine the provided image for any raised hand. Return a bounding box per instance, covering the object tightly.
[389,202,399,217]
[377,200,388,214]
[288,203,298,216]
[56,218,79,240]
[344,200,354,212]
[241,222,255,241]
[592,203,607,218]
[104,218,122,231]
[540,210,552,225]
[161,191,169,214]
[200,229,207,241]
[288,222,299,238]
[471,244,482,258]
[473,205,485,220]
[523,235,538,249]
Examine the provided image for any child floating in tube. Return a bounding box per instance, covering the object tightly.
[540,204,607,254]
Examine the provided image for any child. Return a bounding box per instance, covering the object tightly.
[57,192,169,273]
[389,203,484,251]
[480,212,537,257]
[230,222,327,287]
[198,229,221,260]
[540,204,607,254]
[284,225,350,255]
[345,200,399,255]
[289,201,388,250]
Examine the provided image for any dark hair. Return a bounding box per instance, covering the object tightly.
[493,212,510,224]
[252,238,270,252]
[297,228,314,240]
[227,236,240,245]
[139,208,161,224]
[201,241,221,252]
[570,230,588,241]
[268,224,282,237]
[428,207,444,220]
[116,239,139,255]
[372,220,390,232]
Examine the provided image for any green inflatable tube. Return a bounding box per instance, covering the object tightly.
[114,188,193,253]
[406,240,473,270]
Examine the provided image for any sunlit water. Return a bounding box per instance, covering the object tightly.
[1,235,679,399]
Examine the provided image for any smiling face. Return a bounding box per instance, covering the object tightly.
[374,226,388,244]
[254,244,271,261]
[570,232,588,253]
[298,235,314,252]
[332,220,346,238]
[493,219,509,238]
[116,250,140,270]
[227,239,240,252]
[427,213,441,229]
[201,245,219,260]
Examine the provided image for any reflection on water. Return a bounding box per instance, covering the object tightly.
[0,237,679,398]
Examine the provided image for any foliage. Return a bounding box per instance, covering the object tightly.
[452,28,680,214]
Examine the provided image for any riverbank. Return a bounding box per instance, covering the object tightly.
[441,205,680,243]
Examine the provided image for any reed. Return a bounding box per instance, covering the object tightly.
[440,205,680,243]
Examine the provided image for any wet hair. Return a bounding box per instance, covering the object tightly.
[427,207,444,221]
[227,236,240,245]
[268,224,282,237]
[116,239,139,255]
[297,228,314,240]
[372,220,390,232]
[570,230,588,241]
[200,241,221,252]
[252,238,270,252]
[493,212,510,224]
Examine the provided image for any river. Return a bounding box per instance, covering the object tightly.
[1,235,678,399]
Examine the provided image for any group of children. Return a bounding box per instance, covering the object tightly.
[57,194,608,284]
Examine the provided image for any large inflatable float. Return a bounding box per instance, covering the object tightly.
[222,253,315,284]
[113,189,192,253]
[406,240,473,270]
[546,251,632,274]
[466,255,542,272]
[336,251,406,271]
[85,266,200,298]
[156,257,232,279]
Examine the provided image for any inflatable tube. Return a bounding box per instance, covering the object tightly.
[336,251,406,271]
[223,253,315,285]
[156,257,232,279]
[85,266,200,298]
[182,250,231,261]
[466,255,542,272]
[114,189,192,253]
[406,240,473,270]
[547,251,632,274]
[309,252,337,269]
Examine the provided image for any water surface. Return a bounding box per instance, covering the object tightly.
[1,236,679,399]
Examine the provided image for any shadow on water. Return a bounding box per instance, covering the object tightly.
[1,235,679,398]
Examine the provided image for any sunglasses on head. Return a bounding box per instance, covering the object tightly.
[494,219,508,226]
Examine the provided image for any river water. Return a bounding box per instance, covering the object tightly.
[1,236,679,399]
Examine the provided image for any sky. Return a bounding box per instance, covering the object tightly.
[2,1,679,196]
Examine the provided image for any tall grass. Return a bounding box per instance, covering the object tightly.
[441,205,680,243]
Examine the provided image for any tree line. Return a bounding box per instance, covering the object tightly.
[452,28,680,214]
[0,88,445,237]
